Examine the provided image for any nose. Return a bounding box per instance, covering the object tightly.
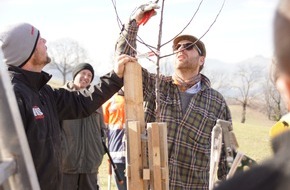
[177,45,186,52]
[176,44,187,51]
[40,37,47,43]
[84,74,92,81]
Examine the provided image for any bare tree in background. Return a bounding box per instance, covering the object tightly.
[206,71,230,95]
[231,63,264,123]
[47,38,88,84]
[263,72,286,121]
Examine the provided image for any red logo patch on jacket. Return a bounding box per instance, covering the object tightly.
[32,106,44,119]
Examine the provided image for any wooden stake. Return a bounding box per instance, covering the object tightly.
[124,61,148,189]
[147,123,162,190]
[147,122,169,190]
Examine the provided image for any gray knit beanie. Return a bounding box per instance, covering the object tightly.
[72,63,95,82]
[0,23,40,67]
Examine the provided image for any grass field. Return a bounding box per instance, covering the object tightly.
[97,104,277,189]
[230,105,275,162]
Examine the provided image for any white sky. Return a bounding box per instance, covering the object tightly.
[0,0,279,75]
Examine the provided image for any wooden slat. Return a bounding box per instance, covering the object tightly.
[147,123,162,190]
[124,61,148,189]
[158,123,169,190]
[126,121,143,189]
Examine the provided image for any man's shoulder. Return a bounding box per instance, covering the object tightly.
[201,83,224,97]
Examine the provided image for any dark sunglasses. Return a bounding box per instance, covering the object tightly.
[173,43,202,55]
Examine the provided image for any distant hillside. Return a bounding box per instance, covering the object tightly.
[204,55,272,74]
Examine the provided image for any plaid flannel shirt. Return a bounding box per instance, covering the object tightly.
[115,20,232,190]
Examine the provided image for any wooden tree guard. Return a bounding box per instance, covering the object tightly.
[124,61,148,190]
[124,61,169,190]
[147,122,169,190]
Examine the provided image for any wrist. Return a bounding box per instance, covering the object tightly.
[129,19,138,26]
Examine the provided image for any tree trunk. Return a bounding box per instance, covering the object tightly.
[63,75,66,85]
[241,103,246,123]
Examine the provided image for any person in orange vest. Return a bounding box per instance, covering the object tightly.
[103,87,127,190]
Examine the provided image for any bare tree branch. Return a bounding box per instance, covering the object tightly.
[231,63,264,123]
[48,38,88,84]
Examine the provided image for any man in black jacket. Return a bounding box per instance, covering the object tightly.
[0,23,124,190]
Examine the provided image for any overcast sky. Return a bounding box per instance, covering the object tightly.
[0,0,279,75]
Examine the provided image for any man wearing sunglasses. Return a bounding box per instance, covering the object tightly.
[114,2,232,190]
[171,35,207,92]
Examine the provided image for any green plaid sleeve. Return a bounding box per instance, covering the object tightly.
[115,20,139,57]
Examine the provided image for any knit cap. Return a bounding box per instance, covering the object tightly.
[0,23,39,67]
[72,63,95,82]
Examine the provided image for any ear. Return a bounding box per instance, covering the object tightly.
[199,56,205,66]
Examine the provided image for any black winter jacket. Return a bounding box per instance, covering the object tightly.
[8,66,123,190]
[61,81,106,174]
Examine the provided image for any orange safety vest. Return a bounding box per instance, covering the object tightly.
[103,93,126,130]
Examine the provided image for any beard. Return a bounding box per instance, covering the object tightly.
[46,55,51,64]
[30,50,51,68]
[175,56,200,71]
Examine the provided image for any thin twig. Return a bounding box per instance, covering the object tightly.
[161,0,204,48]
[154,0,166,122]
[161,0,226,59]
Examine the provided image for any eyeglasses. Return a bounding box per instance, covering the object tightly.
[173,43,202,55]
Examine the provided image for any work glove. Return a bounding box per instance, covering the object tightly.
[130,1,160,26]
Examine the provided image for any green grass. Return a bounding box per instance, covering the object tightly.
[229,105,275,162]
[97,104,276,189]
[233,122,272,162]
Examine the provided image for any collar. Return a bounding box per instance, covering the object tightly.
[172,73,201,92]
[64,81,76,91]
[184,81,201,94]
[8,65,52,91]
[63,81,94,99]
